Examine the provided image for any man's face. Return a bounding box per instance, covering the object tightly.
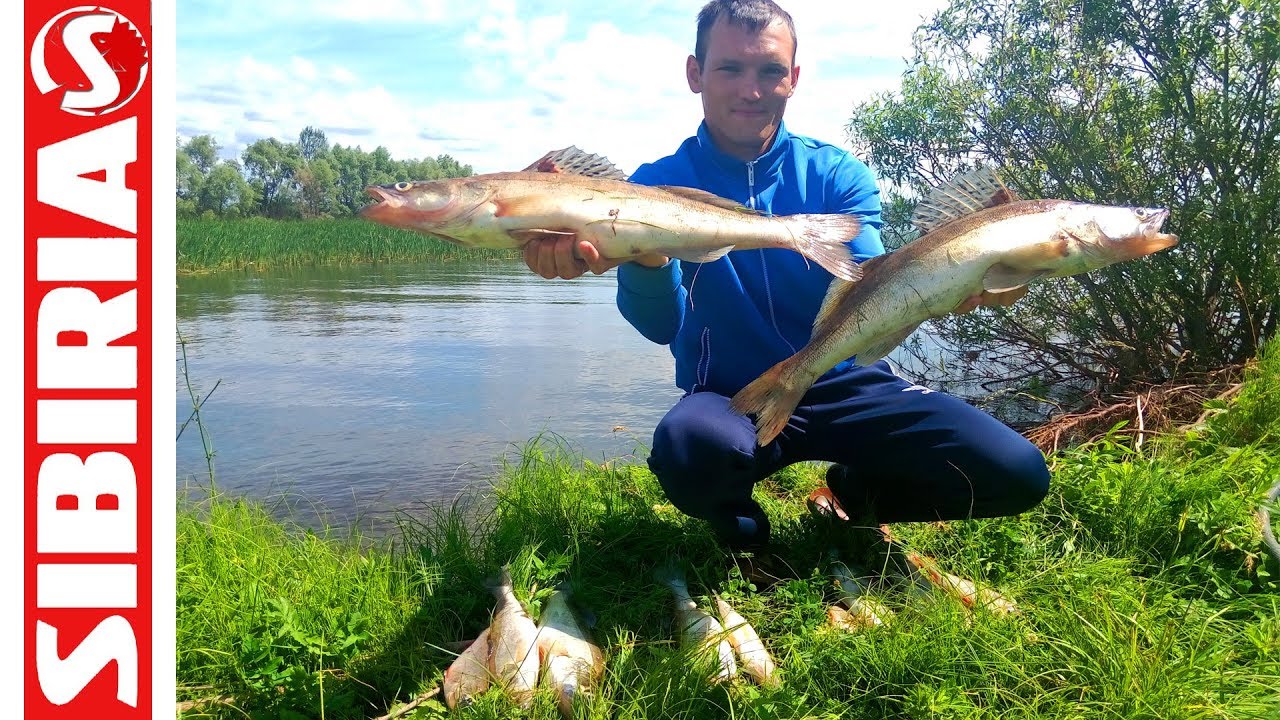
[687,17,799,162]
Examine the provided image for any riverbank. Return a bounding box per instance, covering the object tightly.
[177,217,519,274]
[176,337,1280,719]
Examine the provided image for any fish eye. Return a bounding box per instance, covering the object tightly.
[394,181,412,191]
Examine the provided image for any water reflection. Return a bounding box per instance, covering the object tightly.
[176,260,683,526]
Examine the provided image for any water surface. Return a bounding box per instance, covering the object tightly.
[176,261,683,525]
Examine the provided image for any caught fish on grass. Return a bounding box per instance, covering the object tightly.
[827,557,895,630]
[442,627,492,710]
[654,562,737,683]
[487,566,542,708]
[905,552,1019,616]
[535,585,604,718]
[713,595,781,689]
[730,167,1180,446]
[360,146,863,281]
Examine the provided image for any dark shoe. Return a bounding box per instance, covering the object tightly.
[715,512,772,553]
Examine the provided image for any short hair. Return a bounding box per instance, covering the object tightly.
[694,0,798,66]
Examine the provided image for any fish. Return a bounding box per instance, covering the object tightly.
[654,563,737,683]
[442,627,492,709]
[828,558,894,629]
[713,595,781,689]
[905,552,1019,616]
[360,146,863,281]
[730,167,1179,445]
[487,566,542,708]
[535,585,605,718]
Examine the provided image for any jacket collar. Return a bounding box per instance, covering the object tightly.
[694,120,791,179]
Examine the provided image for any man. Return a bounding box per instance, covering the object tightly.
[525,0,1049,554]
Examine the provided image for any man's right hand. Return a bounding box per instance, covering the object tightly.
[522,236,668,280]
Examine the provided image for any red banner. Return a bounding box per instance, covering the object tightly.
[25,2,153,717]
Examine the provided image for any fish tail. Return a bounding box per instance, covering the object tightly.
[729,359,810,446]
[782,214,863,281]
[652,559,688,590]
[486,564,514,593]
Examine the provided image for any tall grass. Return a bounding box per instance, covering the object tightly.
[176,338,1280,719]
[177,218,519,273]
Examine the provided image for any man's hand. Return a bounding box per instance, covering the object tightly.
[521,235,668,279]
[953,286,1030,314]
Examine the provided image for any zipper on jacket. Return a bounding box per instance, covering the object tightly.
[745,159,756,209]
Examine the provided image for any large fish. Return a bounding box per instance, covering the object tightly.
[487,566,541,709]
[906,552,1019,616]
[654,563,737,683]
[828,556,894,630]
[535,585,605,718]
[360,146,863,281]
[713,595,781,689]
[731,168,1179,445]
[442,628,491,709]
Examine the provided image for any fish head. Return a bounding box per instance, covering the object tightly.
[1063,204,1178,271]
[360,179,484,236]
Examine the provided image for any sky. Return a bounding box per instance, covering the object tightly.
[177,0,949,175]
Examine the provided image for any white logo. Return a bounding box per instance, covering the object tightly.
[30,6,149,116]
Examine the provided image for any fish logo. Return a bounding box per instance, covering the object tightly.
[30,6,149,116]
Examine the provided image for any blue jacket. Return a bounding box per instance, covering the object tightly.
[617,120,885,395]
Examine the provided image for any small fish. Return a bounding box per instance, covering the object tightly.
[828,557,894,629]
[713,595,781,689]
[360,146,863,281]
[731,167,1179,445]
[654,562,736,683]
[442,627,491,709]
[905,552,1019,616]
[535,585,605,718]
[487,566,541,708]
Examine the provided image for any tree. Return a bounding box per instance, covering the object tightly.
[846,0,1279,413]
[297,158,338,217]
[298,125,329,162]
[198,160,254,217]
[241,138,303,218]
[182,135,221,175]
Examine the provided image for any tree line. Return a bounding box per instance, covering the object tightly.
[176,125,473,219]
[846,0,1278,406]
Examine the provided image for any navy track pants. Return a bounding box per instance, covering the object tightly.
[647,361,1051,548]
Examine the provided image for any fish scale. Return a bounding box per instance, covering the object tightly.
[730,168,1178,446]
[359,147,865,281]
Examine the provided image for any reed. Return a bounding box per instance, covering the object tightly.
[175,339,1280,719]
[177,217,520,273]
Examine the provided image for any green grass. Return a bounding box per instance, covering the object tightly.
[177,217,520,273]
[176,338,1280,719]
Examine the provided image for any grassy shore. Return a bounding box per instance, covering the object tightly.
[177,217,520,274]
[176,337,1280,719]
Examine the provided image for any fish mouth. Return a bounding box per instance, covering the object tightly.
[363,185,401,207]
[1140,208,1177,251]
[360,185,406,221]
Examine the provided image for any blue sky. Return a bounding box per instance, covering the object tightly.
[177,0,947,174]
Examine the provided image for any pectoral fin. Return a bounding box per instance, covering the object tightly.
[508,228,576,244]
[982,262,1048,293]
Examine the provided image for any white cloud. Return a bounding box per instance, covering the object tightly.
[178,0,950,174]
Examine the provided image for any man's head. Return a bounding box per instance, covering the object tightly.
[688,0,800,162]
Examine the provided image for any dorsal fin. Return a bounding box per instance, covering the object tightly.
[522,146,629,180]
[911,167,1021,234]
[656,185,762,214]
